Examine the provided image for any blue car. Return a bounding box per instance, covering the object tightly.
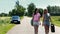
[11,16,20,24]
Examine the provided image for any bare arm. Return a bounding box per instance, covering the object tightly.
[32,13,34,20]
[48,13,52,23]
[43,15,44,23]
[42,15,44,26]
[38,16,40,21]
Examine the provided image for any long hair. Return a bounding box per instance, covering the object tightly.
[43,9,48,14]
[34,8,38,15]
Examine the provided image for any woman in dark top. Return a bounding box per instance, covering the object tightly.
[42,9,51,34]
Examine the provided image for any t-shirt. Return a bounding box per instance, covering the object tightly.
[47,13,50,17]
[44,13,50,26]
[33,13,40,21]
[44,13,50,21]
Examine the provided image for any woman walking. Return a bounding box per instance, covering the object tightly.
[32,8,41,34]
[42,9,51,34]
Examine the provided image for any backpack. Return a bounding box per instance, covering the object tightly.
[51,24,55,32]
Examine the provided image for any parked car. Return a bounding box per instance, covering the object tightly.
[11,16,20,24]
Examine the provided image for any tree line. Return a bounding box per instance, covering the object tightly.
[0,1,60,17]
[47,6,60,16]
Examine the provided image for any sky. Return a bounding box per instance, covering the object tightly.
[0,0,60,13]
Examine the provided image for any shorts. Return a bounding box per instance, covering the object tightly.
[44,21,50,26]
[33,21,39,26]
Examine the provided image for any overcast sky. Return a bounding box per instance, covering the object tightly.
[0,0,60,13]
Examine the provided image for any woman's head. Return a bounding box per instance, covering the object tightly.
[43,9,48,14]
[34,8,39,15]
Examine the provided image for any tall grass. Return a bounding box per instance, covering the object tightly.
[0,17,15,34]
[51,16,60,27]
[0,16,23,34]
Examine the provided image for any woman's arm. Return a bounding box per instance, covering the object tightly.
[42,15,44,26]
[38,16,40,21]
[50,16,53,24]
[32,13,34,20]
[38,13,41,21]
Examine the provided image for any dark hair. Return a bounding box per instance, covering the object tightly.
[44,9,48,14]
[34,8,38,15]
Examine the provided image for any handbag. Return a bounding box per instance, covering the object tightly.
[31,19,33,26]
[51,23,55,33]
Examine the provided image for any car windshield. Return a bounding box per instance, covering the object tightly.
[12,16,19,19]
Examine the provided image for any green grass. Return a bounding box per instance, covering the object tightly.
[0,24,15,34]
[0,17,15,34]
[51,16,60,27]
[0,16,23,34]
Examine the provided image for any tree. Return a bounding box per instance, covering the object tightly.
[47,6,60,16]
[24,12,28,16]
[0,13,8,17]
[15,0,26,16]
[9,11,12,16]
[47,5,51,13]
[27,3,36,16]
[9,0,26,16]
[39,8,43,17]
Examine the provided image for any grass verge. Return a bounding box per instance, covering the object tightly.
[0,16,23,34]
[51,16,60,27]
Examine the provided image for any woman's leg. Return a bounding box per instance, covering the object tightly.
[44,25,49,34]
[34,25,39,34]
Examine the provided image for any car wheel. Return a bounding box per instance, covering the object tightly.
[17,21,20,24]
